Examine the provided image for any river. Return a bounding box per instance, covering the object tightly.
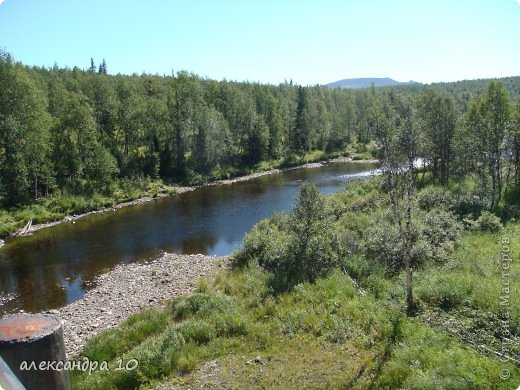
[0,161,377,314]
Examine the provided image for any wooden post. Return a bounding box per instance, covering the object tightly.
[0,313,70,390]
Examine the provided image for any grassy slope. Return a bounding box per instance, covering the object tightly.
[71,229,519,389]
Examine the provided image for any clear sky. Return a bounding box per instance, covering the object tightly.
[0,0,519,85]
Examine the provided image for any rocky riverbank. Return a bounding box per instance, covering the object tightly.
[43,252,229,358]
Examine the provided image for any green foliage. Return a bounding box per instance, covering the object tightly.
[375,321,516,389]
[363,218,406,270]
[475,210,503,232]
[416,223,520,332]
[235,184,341,290]
[419,209,462,263]
[504,184,520,207]
[363,208,462,271]
[72,260,519,389]
[417,185,454,211]
[232,218,290,269]
[416,272,474,310]
[170,293,233,321]
[451,194,486,219]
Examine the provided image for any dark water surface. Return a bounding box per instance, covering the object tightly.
[0,162,377,314]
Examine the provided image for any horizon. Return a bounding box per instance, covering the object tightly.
[0,0,519,85]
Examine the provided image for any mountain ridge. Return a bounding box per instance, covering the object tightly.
[327,77,418,89]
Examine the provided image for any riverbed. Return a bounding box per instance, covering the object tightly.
[0,161,377,314]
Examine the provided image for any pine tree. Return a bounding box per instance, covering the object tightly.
[98,59,107,75]
[89,58,96,73]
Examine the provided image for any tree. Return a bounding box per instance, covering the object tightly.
[372,97,418,316]
[246,115,269,164]
[98,59,107,75]
[278,184,340,288]
[293,85,306,152]
[0,52,52,205]
[89,58,96,73]
[462,82,512,208]
[193,105,230,173]
[418,89,456,186]
[509,101,520,186]
[0,117,29,205]
[167,72,201,175]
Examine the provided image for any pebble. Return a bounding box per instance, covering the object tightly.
[43,252,229,358]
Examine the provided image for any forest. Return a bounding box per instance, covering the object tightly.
[2,49,520,387]
[0,49,520,235]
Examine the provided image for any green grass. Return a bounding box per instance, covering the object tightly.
[416,224,519,325]
[210,149,350,181]
[351,151,375,160]
[0,178,176,238]
[71,264,519,389]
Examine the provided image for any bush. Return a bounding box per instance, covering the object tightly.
[274,185,342,288]
[475,211,503,232]
[232,218,290,269]
[421,210,462,246]
[420,209,462,264]
[451,194,486,218]
[363,221,406,271]
[363,209,462,271]
[504,184,520,206]
[234,185,341,291]
[417,186,454,211]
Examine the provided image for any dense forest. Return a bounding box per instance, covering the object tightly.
[0,49,519,216]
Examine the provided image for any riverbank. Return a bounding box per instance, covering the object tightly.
[43,252,228,358]
[70,179,519,389]
[6,156,377,239]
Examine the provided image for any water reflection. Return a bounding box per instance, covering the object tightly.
[0,162,377,313]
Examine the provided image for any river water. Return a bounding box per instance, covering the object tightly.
[0,162,377,314]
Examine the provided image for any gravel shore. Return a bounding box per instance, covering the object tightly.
[44,252,229,357]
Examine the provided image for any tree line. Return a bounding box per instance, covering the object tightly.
[0,49,519,211]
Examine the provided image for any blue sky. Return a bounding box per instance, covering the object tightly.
[0,0,519,85]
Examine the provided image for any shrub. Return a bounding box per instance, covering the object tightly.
[451,194,486,218]
[274,185,341,288]
[475,211,503,232]
[421,210,462,246]
[504,184,520,206]
[363,209,462,271]
[417,186,454,211]
[420,209,462,264]
[363,221,405,271]
[234,185,341,291]
[232,219,290,269]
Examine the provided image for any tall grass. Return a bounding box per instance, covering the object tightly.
[71,265,518,389]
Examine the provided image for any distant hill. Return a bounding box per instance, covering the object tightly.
[379,76,520,100]
[327,77,418,89]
